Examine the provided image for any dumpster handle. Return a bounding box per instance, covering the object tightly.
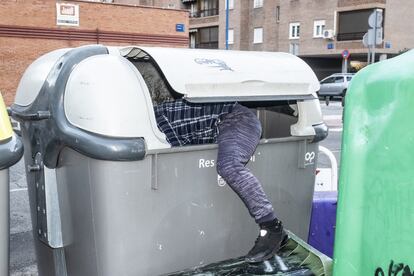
[9,110,50,121]
[318,145,338,190]
[10,45,146,168]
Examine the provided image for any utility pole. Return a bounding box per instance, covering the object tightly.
[225,0,229,50]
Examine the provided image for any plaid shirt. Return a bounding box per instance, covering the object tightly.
[154,99,236,146]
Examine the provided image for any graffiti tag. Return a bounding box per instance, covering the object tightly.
[375,260,414,276]
[194,58,234,71]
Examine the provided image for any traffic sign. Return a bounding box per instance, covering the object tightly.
[375,27,383,44]
[365,28,383,46]
[363,33,369,47]
[176,24,185,32]
[368,9,383,28]
[342,49,350,59]
[365,9,384,64]
[363,10,384,47]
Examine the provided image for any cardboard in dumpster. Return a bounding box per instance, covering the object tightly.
[165,231,332,276]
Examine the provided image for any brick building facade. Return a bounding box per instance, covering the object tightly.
[0,0,189,105]
[216,0,414,78]
[113,0,184,9]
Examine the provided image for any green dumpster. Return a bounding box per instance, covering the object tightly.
[333,50,414,275]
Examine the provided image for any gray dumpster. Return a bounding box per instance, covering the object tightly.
[11,45,327,276]
[0,93,23,276]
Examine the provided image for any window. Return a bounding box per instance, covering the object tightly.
[190,3,197,17]
[194,0,219,17]
[313,20,326,38]
[289,43,299,55]
[225,0,234,10]
[289,22,300,39]
[346,76,353,81]
[228,29,234,44]
[196,26,219,49]
[253,27,263,44]
[321,77,334,84]
[337,9,383,41]
[334,77,344,83]
[190,32,196,48]
[254,0,263,8]
[276,6,280,22]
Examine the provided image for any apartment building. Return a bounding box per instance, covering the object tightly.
[181,0,220,48]
[215,0,414,78]
[105,0,219,49]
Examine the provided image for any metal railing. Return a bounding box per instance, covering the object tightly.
[195,42,219,49]
[316,146,339,192]
[190,8,219,18]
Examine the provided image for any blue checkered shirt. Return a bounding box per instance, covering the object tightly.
[154,99,236,146]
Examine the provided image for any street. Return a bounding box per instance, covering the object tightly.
[8,101,344,276]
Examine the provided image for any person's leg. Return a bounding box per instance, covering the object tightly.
[217,105,274,222]
[217,104,286,263]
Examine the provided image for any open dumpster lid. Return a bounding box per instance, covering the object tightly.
[119,47,320,103]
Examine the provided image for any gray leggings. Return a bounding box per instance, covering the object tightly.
[216,104,275,223]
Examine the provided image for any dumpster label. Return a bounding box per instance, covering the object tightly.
[194,58,234,71]
[198,156,256,169]
[199,159,215,168]
[375,260,413,276]
[304,151,315,166]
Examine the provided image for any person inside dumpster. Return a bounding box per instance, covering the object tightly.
[154,98,287,263]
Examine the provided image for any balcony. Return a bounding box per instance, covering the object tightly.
[190,8,219,18]
[195,42,218,49]
[337,31,366,41]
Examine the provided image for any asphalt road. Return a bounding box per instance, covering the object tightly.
[8,101,343,276]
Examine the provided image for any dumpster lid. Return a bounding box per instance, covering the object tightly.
[120,47,319,102]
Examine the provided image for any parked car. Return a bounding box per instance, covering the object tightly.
[317,73,354,102]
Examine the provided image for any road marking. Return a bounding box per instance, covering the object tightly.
[10,188,28,193]
[330,128,343,132]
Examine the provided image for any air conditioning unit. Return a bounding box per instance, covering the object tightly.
[323,29,335,40]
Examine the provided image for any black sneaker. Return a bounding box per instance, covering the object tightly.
[245,220,287,263]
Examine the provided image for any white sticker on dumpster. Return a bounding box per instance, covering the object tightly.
[305,151,315,166]
[217,175,226,187]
